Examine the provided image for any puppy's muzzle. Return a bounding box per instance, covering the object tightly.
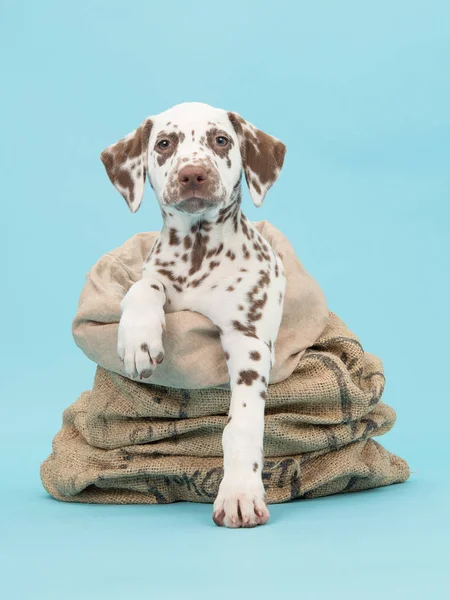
[170,163,221,212]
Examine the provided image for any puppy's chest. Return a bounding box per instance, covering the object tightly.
[147,230,278,312]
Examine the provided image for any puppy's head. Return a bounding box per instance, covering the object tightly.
[101,102,286,215]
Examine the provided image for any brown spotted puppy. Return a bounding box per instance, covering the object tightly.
[101,102,286,528]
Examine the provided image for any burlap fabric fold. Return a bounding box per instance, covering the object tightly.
[41,312,409,504]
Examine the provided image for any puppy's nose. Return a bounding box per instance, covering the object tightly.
[178,165,208,187]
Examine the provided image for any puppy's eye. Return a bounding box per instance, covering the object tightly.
[215,136,229,147]
[157,139,171,150]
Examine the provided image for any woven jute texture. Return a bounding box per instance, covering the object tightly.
[40,312,409,504]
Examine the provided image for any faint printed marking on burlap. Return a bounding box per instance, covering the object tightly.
[199,467,223,498]
[161,467,224,499]
[149,385,172,405]
[166,471,204,497]
[146,479,168,503]
[264,458,301,500]
[179,390,191,418]
[349,419,359,439]
[128,424,154,444]
[311,337,363,356]
[348,415,379,441]
[360,417,379,438]
[119,449,133,466]
[305,352,352,422]
[361,371,386,405]
[168,421,179,439]
[339,351,360,372]
[324,427,338,450]
[129,426,143,444]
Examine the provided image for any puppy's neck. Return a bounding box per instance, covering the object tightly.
[158,186,245,246]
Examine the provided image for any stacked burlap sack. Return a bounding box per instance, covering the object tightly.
[40,221,409,504]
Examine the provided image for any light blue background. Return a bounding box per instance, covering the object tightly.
[1,1,449,597]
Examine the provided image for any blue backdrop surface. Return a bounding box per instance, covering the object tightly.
[1,1,449,598]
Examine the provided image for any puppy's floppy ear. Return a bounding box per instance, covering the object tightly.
[100,117,153,213]
[228,112,286,207]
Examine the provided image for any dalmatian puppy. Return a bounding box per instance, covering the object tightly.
[101,102,286,528]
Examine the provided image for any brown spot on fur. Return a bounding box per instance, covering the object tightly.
[189,232,209,275]
[206,127,234,166]
[249,351,261,361]
[216,203,235,225]
[253,462,259,472]
[150,284,160,291]
[169,229,180,245]
[251,178,262,195]
[237,369,259,386]
[155,131,180,167]
[226,285,235,292]
[228,112,286,189]
[242,402,247,407]
[233,211,239,232]
[191,272,210,287]
[141,343,150,354]
[248,311,262,321]
[240,218,252,240]
[157,268,176,281]
[260,390,267,400]
[184,235,192,249]
[242,244,250,259]
[224,352,230,360]
[100,118,153,206]
[232,320,257,338]
[261,375,267,384]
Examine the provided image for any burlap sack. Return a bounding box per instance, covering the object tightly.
[41,312,409,504]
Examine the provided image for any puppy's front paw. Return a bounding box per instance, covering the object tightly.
[117,308,166,380]
[212,475,270,528]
